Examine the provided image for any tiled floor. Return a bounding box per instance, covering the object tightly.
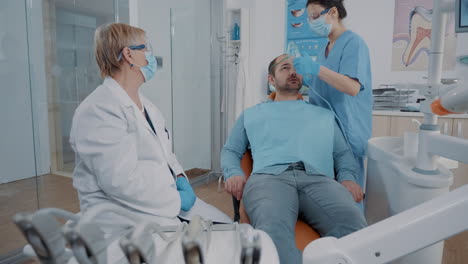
[0,174,81,255]
[1,174,467,263]
[0,176,41,255]
[0,173,232,259]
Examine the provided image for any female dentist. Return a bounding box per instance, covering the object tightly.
[293,0,372,202]
[69,23,198,231]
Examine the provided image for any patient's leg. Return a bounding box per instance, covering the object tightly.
[297,172,367,238]
[242,171,301,264]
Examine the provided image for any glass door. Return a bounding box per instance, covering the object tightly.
[48,0,129,175]
[0,0,39,256]
[0,0,129,257]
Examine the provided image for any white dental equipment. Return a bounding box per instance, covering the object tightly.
[15,203,278,264]
[303,0,468,263]
[180,215,263,264]
[13,208,79,264]
[303,184,468,264]
[63,204,147,264]
[63,221,108,264]
[119,221,183,264]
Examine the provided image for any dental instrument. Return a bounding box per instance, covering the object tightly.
[13,208,79,264]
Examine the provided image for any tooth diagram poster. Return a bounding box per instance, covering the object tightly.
[392,0,456,71]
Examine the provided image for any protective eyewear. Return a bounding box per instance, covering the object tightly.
[308,8,331,22]
[117,43,153,61]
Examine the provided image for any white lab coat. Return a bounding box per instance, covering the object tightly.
[70,77,185,229]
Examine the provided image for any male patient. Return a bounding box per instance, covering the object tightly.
[221,54,367,263]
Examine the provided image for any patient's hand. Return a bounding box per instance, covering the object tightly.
[225,175,246,201]
[340,181,364,202]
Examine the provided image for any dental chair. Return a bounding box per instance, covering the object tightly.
[232,91,321,252]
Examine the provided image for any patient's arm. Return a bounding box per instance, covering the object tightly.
[341,180,364,202]
[332,122,357,183]
[332,122,364,201]
[221,113,249,199]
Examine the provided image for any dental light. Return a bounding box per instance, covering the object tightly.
[431,85,468,115]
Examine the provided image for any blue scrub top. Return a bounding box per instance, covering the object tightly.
[308,30,373,157]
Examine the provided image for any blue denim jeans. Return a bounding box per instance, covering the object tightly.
[242,165,367,264]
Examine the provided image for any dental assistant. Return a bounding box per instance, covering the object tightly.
[69,23,196,230]
[293,0,373,191]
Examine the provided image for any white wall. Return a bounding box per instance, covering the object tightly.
[171,2,212,170]
[130,0,212,170]
[132,1,174,133]
[344,0,468,89]
[240,0,286,109]
[28,0,51,175]
[240,0,468,108]
[0,0,51,182]
[0,0,37,183]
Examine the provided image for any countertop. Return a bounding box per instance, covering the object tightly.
[373,110,468,119]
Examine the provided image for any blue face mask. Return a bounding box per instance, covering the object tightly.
[308,13,332,37]
[137,51,158,82]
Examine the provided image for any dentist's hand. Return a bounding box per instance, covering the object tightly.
[225,175,246,201]
[340,180,364,202]
[293,56,321,77]
[176,176,196,211]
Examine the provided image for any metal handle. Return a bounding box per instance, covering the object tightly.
[441,78,458,85]
[458,121,463,137]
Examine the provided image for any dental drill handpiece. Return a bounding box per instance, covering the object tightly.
[13,209,79,264]
[240,225,262,264]
[182,216,205,264]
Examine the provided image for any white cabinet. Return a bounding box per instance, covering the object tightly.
[439,118,454,136]
[389,116,423,137]
[372,116,391,137]
[373,116,457,137]
[386,116,453,137]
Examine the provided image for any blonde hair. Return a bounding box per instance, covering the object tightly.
[94,23,146,78]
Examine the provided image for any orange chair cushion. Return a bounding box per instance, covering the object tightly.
[267,91,304,101]
[295,220,321,251]
[238,150,320,251]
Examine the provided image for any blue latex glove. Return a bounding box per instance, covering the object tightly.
[293,56,321,77]
[176,177,196,211]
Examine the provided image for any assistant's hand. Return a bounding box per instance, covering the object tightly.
[176,176,196,211]
[224,175,246,201]
[293,56,321,77]
[340,180,364,202]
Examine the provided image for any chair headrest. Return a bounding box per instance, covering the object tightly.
[268,91,304,100]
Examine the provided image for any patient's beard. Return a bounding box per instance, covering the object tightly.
[277,81,302,95]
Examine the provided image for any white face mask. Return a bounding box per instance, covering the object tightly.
[308,15,332,37]
[133,51,158,82]
[308,9,332,37]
